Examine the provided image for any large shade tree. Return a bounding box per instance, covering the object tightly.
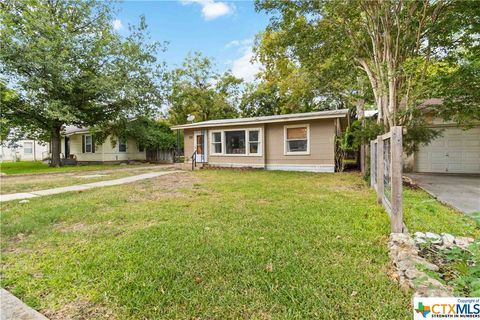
[253,26,362,114]
[167,52,242,125]
[256,0,480,130]
[0,0,165,166]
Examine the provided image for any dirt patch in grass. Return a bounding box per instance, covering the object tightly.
[56,222,89,233]
[330,183,366,191]
[44,298,116,320]
[126,172,200,202]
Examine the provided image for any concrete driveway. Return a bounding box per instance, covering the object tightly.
[406,173,480,215]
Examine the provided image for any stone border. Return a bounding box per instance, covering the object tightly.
[389,233,453,297]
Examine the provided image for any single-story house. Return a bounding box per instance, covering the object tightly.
[0,139,50,162]
[61,126,146,164]
[171,109,349,172]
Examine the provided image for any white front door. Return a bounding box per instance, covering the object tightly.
[194,130,208,163]
[415,126,480,173]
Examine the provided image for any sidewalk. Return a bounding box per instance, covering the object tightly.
[0,171,184,202]
[1,289,48,320]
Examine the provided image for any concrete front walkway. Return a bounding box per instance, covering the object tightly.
[1,289,48,320]
[0,171,183,202]
[406,173,480,215]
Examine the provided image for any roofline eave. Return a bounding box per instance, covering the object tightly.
[171,111,348,130]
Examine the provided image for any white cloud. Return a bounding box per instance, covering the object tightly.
[181,0,234,21]
[112,19,123,31]
[225,38,253,48]
[231,46,261,83]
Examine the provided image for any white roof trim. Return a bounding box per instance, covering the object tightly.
[171,109,348,130]
[364,110,378,118]
[63,125,89,136]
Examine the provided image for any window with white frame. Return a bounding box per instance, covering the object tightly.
[118,138,127,152]
[284,124,309,155]
[210,128,262,156]
[211,132,222,154]
[225,131,246,154]
[85,135,93,153]
[248,130,260,154]
[23,142,33,154]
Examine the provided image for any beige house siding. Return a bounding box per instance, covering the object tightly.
[183,119,336,172]
[264,119,335,166]
[184,129,195,160]
[62,134,146,162]
[208,156,264,166]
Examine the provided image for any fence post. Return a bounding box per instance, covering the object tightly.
[390,126,403,233]
[376,136,384,204]
[370,140,375,187]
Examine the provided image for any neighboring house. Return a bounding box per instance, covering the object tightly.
[0,139,49,162]
[408,99,480,174]
[171,109,349,172]
[365,99,480,174]
[61,126,146,164]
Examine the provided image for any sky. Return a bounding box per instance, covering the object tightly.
[114,0,271,82]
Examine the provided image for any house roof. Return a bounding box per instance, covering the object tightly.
[63,125,89,136]
[364,110,378,118]
[361,99,444,119]
[171,109,349,130]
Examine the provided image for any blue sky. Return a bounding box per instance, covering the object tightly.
[114,1,271,82]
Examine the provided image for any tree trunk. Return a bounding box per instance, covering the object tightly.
[50,126,62,167]
[356,99,366,174]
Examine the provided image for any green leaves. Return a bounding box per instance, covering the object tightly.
[255,0,480,134]
[1,0,165,164]
[167,52,242,125]
[103,117,176,151]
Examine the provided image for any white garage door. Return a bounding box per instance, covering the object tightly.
[415,126,480,173]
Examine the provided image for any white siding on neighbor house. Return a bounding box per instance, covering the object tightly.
[61,134,146,162]
[415,126,480,174]
[0,140,49,162]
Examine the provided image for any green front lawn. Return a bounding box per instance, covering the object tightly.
[0,161,156,175]
[1,171,477,319]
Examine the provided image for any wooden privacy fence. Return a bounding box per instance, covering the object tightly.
[146,149,174,163]
[370,126,405,233]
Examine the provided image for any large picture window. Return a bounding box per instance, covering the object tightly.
[210,128,262,156]
[225,131,245,154]
[285,124,309,155]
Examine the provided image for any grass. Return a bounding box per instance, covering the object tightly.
[0,161,157,175]
[1,170,477,319]
[403,187,479,235]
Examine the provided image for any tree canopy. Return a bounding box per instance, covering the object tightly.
[255,0,480,129]
[103,117,177,151]
[0,0,165,166]
[167,52,243,125]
